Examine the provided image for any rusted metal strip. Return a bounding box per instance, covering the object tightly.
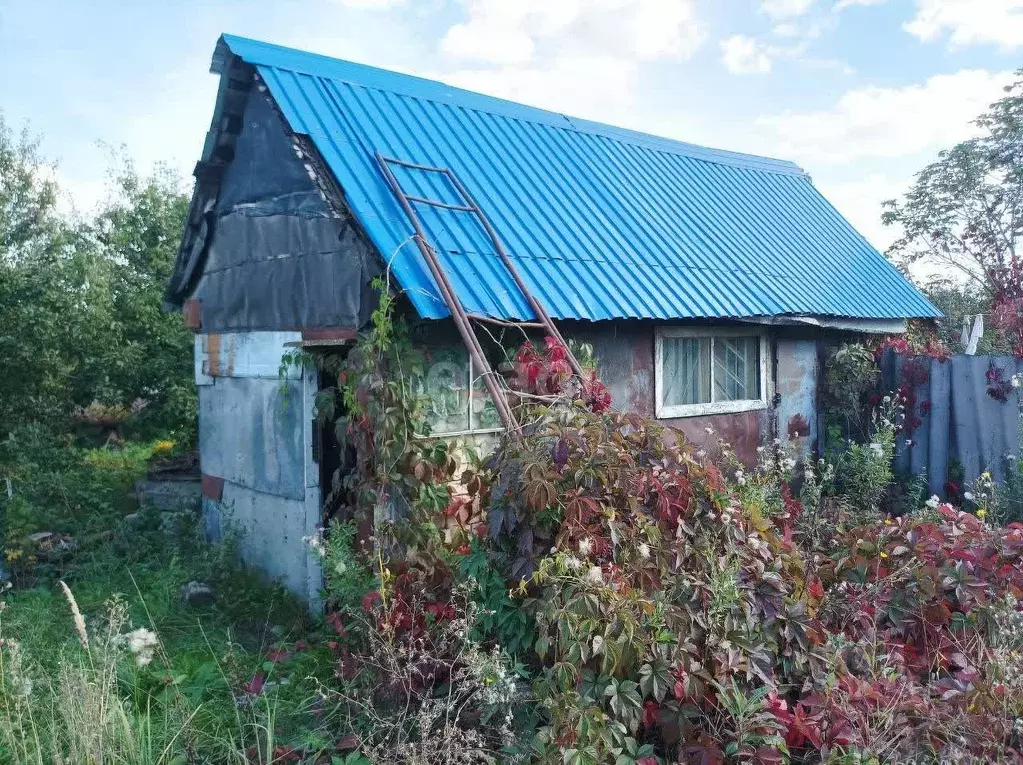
[405,195,474,212]
[467,313,545,330]
[301,327,358,342]
[201,473,225,502]
[441,169,586,380]
[182,298,202,330]
[376,153,518,432]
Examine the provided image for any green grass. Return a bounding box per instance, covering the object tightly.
[0,431,338,763]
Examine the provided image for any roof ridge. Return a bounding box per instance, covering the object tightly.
[218,33,807,177]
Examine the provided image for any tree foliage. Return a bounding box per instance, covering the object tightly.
[0,112,195,440]
[883,70,1023,293]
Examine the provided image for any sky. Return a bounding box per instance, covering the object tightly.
[1,0,1020,252]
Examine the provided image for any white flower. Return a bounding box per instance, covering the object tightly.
[578,538,593,557]
[883,395,891,403]
[1012,374,1021,389]
[964,491,975,502]
[925,495,940,509]
[704,427,715,435]
[734,469,745,485]
[591,635,605,655]
[696,449,707,459]
[905,439,914,448]
[638,543,650,559]
[563,555,583,570]
[122,627,159,667]
[585,566,603,585]
[334,560,347,575]
[302,534,326,558]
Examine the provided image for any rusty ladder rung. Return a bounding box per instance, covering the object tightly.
[404,195,475,212]
[467,313,546,330]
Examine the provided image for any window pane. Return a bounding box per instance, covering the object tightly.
[423,345,470,433]
[662,337,711,406]
[713,337,760,402]
[469,358,502,430]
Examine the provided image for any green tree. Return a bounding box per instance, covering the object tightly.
[883,70,1023,293]
[0,113,195,440]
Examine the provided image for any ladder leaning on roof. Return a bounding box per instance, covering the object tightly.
[374,152,584,432]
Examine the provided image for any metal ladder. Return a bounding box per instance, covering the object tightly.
[375,152,584,432]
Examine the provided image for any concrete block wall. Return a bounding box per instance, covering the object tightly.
[195,332,323,605]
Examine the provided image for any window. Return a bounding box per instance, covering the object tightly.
[655,328,768,418]
[420,344,502,436]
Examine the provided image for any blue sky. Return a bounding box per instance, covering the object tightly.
[1,0,1020,250]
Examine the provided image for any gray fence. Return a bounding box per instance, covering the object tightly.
[880,350,1023,495]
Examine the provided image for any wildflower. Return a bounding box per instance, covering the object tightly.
[704,427,715,435]
[905,439,914,447]
[578,538,593,557]
[696,449,707,459]
[978,508,988,520]
[734,469,745,485]
[880,551,888,559]
[638,542,650,559]
[965,492,976,502]
[563,555,582,570]
[585,566,603,585]
[59,581,88,649]
[883,395,891,403]
[926,495,940,509]
[303,534,326,558]
[152,439,175,455]
[123,627,159,667]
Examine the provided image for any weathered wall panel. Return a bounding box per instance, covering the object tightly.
[197,330,322,604]
[199,376,305,500]
[884,351,1022,492]
[775,339,818,447]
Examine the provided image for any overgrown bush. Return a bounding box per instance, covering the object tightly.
[311,298,1023,763]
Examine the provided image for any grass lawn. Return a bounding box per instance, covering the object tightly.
[0,430,340,764]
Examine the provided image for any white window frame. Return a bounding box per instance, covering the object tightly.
[655,327,771,418]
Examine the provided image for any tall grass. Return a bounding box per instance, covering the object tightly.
[0,579,322,764]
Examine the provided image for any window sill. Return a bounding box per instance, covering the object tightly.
[656,399,768,419]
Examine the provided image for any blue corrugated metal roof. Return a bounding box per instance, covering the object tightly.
[217,34,940,322]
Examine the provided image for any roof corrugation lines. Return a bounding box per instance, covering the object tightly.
[217,34,940,322]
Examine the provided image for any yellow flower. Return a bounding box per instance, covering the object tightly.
[977,508,987,519]
[152,440,175,455]
[5,548,23,562]
[879,551,889,559]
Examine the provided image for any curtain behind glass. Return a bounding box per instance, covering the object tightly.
[714,337,760,401]
[662,337,711,406]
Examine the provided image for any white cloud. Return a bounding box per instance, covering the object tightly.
[834,0,887,10]
[772,22,802,36]
[720,35,774,75]
[443,56,638,123]
[331,0,406,7]
[905,0,1023,48]
[756,69,1015,164]
[760,0,816,19]
[440,0,704,65]
[818,173,911,250]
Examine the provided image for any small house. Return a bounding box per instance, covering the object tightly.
[166,35,939,601]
